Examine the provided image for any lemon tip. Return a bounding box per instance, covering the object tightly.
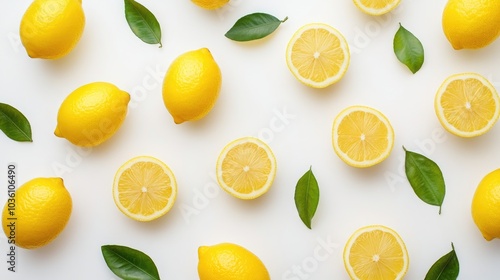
[54,126,62,137]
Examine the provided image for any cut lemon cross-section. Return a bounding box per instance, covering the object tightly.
[353,0,401,16]
[113,156,177,222]
[332,105,394,168]
[435,72,500,138]
[286,23,350,88]
[343,225,409,280]
[216,137,277,200]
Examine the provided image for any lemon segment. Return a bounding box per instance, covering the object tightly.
[216,137,276,200]
[113,156,177,222]
[198,243,270,280]
[20,0,85,59]
[332,105,394,168]
[471,169,500,241]
[286,23,350,88]
[442,0,500,49]
[343,225,409,280]
[162,48,222,124]
[1,177,72,249]
[434,73,500,138]
[352,0,401,16]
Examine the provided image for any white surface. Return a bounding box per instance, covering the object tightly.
[1,0,500,279]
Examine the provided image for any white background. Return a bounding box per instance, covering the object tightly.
[1,0,500,279]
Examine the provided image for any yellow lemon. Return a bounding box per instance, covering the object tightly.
[434,73,500,138]
[162,48,222,124]
[55,82,130,147]
[286,23,350,89]
[332,105,394,168]
[20,0,85,59]
[198,243,270,280]
[343,225,409,280]
[471,168,500,241]
[113,156,177,222]
[191,0,229,10]
[2,177,72,249]
[216,137,277,200]
[352,0,401,16]
[442,0,500,49]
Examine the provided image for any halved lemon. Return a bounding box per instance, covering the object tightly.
[435,72,500,138]
[352,0,401,16]
[113,156,177,222]
[332,105,394,168]
[343,225,409,280]
[286,23,350,88]
[216,137,277,200]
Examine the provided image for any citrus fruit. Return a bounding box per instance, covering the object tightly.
[343,225,409,280]
[54,82,130,147]
[216,137,277,200]
[442,0,500,49]
[20,0,85,59]
[191,0,229,10]
[332,105,394,168]
[198,242,270,280]
[471,168,500,241]
[286,23,350,88]
[352,0,401,16]
[434,73,500,138]
[113,156,177,222]
[2,177,72,249]
[162,48,222,124]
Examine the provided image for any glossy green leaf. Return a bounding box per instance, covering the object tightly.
[294,167,320,229]
[225,13,288,42]
[0,103,32,142]
[124,0,162,47]
[424,243,459,280]
[101,245,160,280]
[404,147,445,214]
[393,23,424,74]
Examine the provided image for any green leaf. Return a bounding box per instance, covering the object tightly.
[294,167,320,229]
[424,243,460,280]
[101,245,160,280]
[393,23,424,74]
[124,0,162,47]
[0,103,32,142]
[225,13,288,42]
[404,146,445,214]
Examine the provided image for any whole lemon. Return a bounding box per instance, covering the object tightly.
[55,82,130,147]
[198,243,270,280]
[191,0,229,10]
[471,168,500,240]
[162,48,222,124]
[442,0,500,49]
[20,0,85,59]
[2,177,72,249]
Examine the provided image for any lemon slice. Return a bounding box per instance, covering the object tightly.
[435,72,500,138]
[343,225,409,280]
[286,23,350,88]
[332,105,394,168]
[113,156,177,222]
[352,0,401,16]
[216,137,277,200]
